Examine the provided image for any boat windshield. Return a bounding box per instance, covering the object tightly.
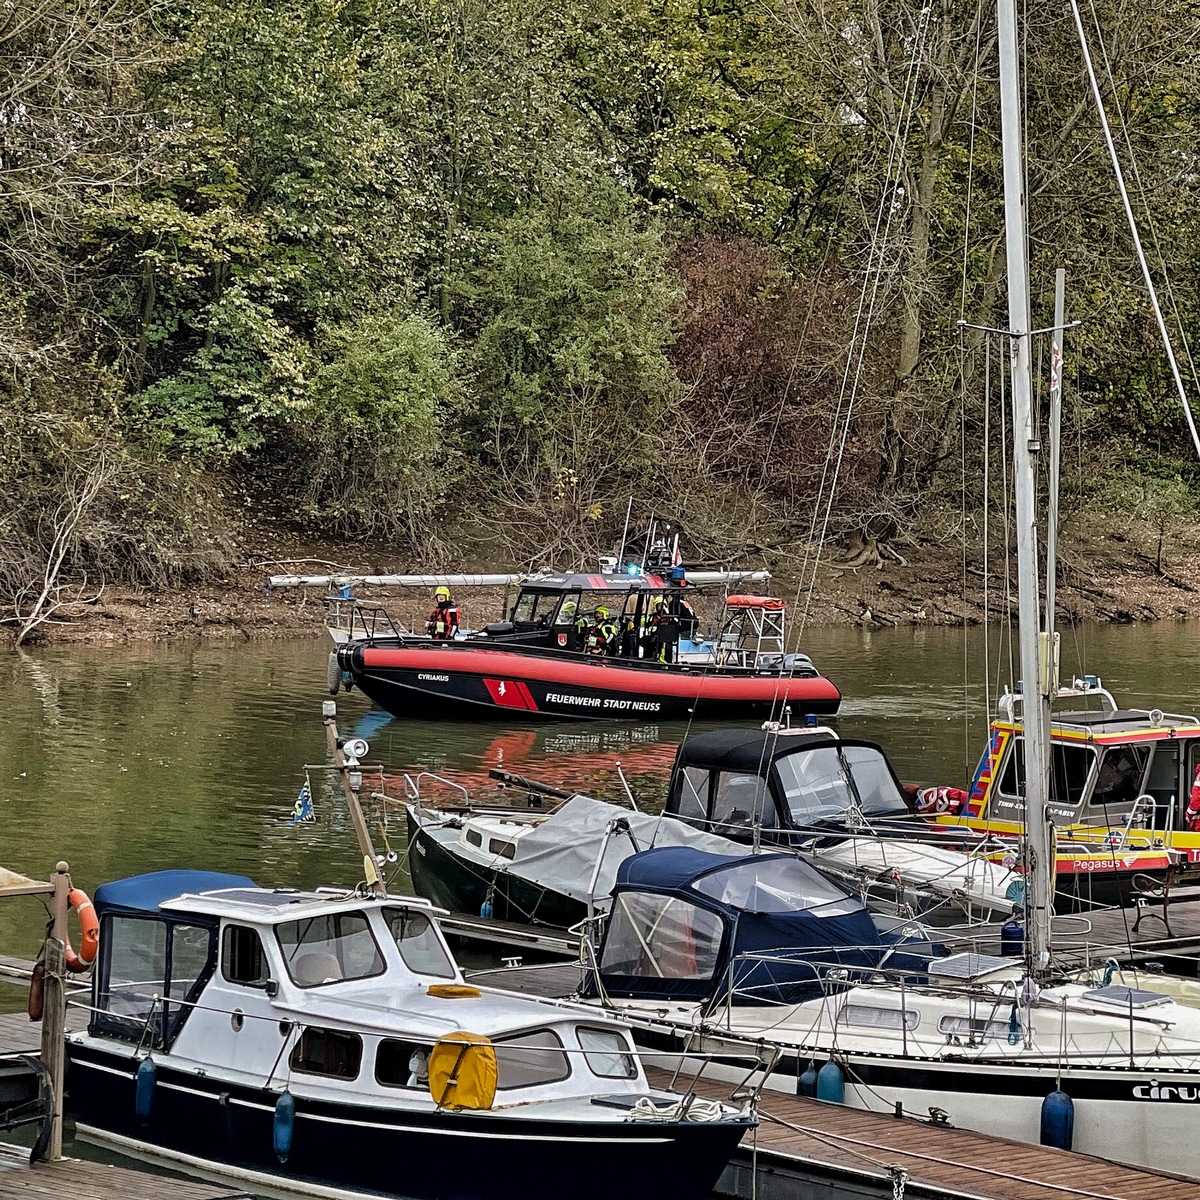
[692,858,861,916]
[383,908,455,978]
[276,911,386,987]
[600,892,723,981]
[774,745,907,827]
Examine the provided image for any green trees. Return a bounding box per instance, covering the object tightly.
[5,0,1200,615]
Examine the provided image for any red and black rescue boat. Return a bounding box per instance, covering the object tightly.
[332,571,841,722]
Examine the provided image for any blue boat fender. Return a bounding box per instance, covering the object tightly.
[480,896,494,920]
[134,1057,156,1126]
[274,1089,296,1162]
[797,1061,818,1097]
[1000,917,1024,956]
[816,1057,845,1104]
[1040,1089,1074,1150]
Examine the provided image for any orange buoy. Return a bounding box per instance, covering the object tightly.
[64,888,99,973]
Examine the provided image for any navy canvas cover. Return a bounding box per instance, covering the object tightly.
[93,869,257,919]
[595,848,910,1005]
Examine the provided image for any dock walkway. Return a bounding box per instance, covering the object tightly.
[0,1140,248,1200]
[654,1069,1200,1200]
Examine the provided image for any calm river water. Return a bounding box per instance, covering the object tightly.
[3,620,1200,964]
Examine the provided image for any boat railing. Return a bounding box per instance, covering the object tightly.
[325,596,407,643]
[403,772,471,810]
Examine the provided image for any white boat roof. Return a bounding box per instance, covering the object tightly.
[160,887,444,924]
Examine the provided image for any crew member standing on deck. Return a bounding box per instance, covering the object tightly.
[426,586,460,639]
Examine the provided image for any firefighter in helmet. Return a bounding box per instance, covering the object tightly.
[426,586,460,639]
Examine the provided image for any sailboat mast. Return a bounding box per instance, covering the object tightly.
[996,0,1054,971]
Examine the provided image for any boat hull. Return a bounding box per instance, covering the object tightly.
[342,643,841,722]
[636,1022,1200,1178]
[406,809,587,928]
[68,1041,747,1200]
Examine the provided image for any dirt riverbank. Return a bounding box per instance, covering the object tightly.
[7,518,1200,646]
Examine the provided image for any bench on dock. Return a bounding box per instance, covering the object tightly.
[1131,859,1200,937]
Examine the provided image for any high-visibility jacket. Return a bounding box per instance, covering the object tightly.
[427,602,460,639]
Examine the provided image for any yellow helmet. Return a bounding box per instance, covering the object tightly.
[435,586,451,601]
[595,606,610,619]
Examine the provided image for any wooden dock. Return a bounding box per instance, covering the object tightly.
[0,1140,248,1200]
[652,1069,1200,1200]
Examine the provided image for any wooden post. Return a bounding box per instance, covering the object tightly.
[322,702,386,897]
[38,861,70,1162]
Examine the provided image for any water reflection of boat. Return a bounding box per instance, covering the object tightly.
[333,570,841,723]
[66,869,755,1200]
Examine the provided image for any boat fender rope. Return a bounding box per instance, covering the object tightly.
[628,1095,726,1122]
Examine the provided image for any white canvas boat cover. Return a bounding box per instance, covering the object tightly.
[0,866,52,896]
[812,838,1018,911]
[500,796,751,906]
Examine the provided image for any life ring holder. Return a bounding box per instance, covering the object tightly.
[65,888,99,973]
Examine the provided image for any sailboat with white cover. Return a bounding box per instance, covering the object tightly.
[577,0,1200,1175]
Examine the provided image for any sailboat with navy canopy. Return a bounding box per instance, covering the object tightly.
[575,0,1200,1174]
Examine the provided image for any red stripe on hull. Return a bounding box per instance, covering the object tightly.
[359,645,841,705]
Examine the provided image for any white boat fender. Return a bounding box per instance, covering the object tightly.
[134,1057,156,1126]
[327,651,341,695]
[274,1089,296,1162]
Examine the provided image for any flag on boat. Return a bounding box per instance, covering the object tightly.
[671,534,682,568]
[288,777,315,824]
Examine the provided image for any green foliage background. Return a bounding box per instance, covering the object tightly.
[5,0,1200,602]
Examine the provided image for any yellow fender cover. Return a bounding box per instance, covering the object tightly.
[428,1031,497,1110]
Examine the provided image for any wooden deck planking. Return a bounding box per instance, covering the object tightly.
[0,1141,248,1200]
[652,1069,1200,1200]
[0,1010,84,1057]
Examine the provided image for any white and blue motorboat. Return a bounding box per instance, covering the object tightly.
[65,869,754,1200]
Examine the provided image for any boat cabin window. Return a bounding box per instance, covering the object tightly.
[1090,746,1151,809]
[709,772,774,835]
[93,916,214,1046]
[840,746,908,813]
[383,908,455,978]
[994,738,1095,823]
[838,1003,919,1031]
[774,745,899,827]
[494,1029,571,1089]
[490,839,517,860]
[600,892,723,981]
[290,1027,362,1079]
[577,1027,637,1079]
[375,1038,430,1089]
[221,925,269,987]
[1143,743,1182,824]
[276,911,385,988]
[674,767,711,825]
[937,1014,1010,1041]
[509,590,560,627]
[466,829,483,849]
[692,858,862,916]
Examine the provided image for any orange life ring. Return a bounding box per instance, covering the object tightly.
[65,888,99,973]
[725,595,786,611]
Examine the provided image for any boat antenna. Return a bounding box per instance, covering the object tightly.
[322,700,387,897]
[617,497,633,570]
[996,0,1053,976]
